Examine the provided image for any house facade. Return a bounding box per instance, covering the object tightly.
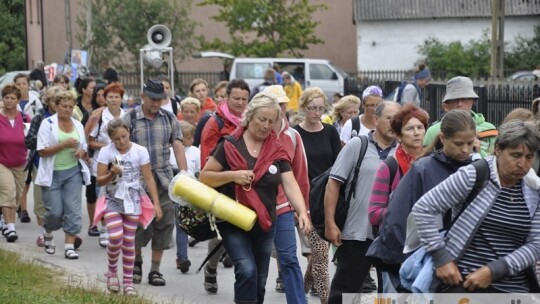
[354,0,540,71]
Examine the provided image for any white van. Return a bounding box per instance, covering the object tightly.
[193,52,350,100]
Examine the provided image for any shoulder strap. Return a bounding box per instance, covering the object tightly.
[447,158,489,231]
[212,111,224,131]
[384,156,399,185]
[345,135,369,205]
[351,116,360,137]
[171,99,178,116]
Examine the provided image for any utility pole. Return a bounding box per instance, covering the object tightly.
[490,0,505,80]
[64,0,72,64]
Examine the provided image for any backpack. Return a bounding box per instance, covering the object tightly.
[193,111,225,147]
[371,156,400,237]
[310,135,368,242]
[385,81,408,103]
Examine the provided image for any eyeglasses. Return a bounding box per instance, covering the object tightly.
[306,106,326,113]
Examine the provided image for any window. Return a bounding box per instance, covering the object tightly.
[236,63,271,79]
[310,64,334,80]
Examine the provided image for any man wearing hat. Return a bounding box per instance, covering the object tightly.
[339,85,383,145]
[423,76,497,157]
[265,85,310,303]
[124,79,187,286]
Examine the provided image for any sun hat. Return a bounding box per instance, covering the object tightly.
[442,76,479,103]
[262,85,290,103]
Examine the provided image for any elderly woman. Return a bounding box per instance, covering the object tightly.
[339,86,383,144]
[177,97,201,126]
[412,119,540,293]
[200,92,311,304]
[330,95,360,137]
[24,86,62,246]
[0,84,28,242]
[35,89,91,259]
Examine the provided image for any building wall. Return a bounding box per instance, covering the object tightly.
[356,17,539,71]
[25,0,44,68]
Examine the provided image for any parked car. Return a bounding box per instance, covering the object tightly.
[508,71,539,81]
[0,70,31,90]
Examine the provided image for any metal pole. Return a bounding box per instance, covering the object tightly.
[490,0,505,80]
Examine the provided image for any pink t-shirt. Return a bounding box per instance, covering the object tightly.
[0,112,27,167]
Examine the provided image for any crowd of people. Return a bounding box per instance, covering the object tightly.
[2,63,540,304]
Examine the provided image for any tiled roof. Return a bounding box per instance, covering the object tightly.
[354,0,540,21]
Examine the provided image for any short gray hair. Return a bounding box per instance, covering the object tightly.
[240,92,281,127]
[375,101,400,117]
[496,120,540,152]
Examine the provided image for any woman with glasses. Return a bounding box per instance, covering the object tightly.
[339,86,383,145]
[294,87,341,304]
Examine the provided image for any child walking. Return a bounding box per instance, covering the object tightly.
[95,118,162,295]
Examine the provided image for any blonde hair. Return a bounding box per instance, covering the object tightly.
[51,89,75,105]
[503,108,534,124]
[241,92,281,127]
[330,95,360,122]
[214,81,228,96]
[180,97,201,111]
[179,120,195,138]
[299,87,327,110]
[42,86,66,106]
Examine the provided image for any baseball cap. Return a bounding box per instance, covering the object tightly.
[262,85,290,103]
[143,79,167,99]
[362,85,383,100]
[442,76,478,103]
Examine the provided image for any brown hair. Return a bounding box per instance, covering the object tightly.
[189,78,208,95]
[1,84,21,99]
[106,118,130,137]
[390,103,429,136]
[103,82,125,98]
[503,108,534,124]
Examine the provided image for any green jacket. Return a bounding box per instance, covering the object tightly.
[423,111,497,157]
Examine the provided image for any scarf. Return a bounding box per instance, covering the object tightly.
[218,102,241,127]
[395,144,415,175]
[223,126,290,232]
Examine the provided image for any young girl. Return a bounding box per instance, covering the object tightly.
[95,118,162,295]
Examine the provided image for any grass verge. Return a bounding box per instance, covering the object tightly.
[0,248,150,304]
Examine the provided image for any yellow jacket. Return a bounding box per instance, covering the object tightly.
[284,81,302,112]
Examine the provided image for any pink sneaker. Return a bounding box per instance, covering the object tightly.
[36,235,45,247]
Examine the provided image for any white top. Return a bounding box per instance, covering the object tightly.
[35,114,91,187]
[339,114,373,144]
[169,145,200,176]
[17,92,43,119]
[161,100,179,114]
[89,108,126,176]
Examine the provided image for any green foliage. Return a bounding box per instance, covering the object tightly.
[198,0,327,57]
[76,0,200,71]
[505,25,540,71]
[417,31,491,79]
[0,0,26,75]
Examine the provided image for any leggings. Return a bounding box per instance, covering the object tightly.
[104,211,139,286]
[304,229,330,304]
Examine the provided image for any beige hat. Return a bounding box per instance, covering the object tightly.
[442,76,479,103]
[263,85,290,103]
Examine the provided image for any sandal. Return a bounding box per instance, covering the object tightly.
[105,272,120,293]
[133,261,142,284]
[4,230,18,243]
[148,271,166,286]
[64,248,79,260]
[44,236,55,255]
[124,285,137,296]
[204,266,218,295]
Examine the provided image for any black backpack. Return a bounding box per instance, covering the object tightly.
[310,135,368,242]
[193,111,225,147]
[350,116,362,137]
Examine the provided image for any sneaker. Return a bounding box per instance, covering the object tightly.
[99,227,108,248]
[88,226,100,237]
[275,277,285,293]
[176,258,191,273]
[19,210,31,223]
[5,230,18,243]
[361,275,377,293]
[74,236,82,249]
[65,248,79,259]
[36,235,45,247]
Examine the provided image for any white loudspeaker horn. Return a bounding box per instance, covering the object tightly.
[142,44,163,68]
[147,24,172,49]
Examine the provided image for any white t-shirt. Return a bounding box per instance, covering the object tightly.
[161,100,179,114]
[97,142,150,215]
[89,108,126,175]
[169,145,201,176]
[339,114,372,144]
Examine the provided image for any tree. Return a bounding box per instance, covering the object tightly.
[505,25,540,71]
[76,0,200,71]
[0,0,26,75]
[198,0,327,57]
[417,31,491,79]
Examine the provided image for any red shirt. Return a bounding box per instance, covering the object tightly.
[200,107,238,168]
[0,112,28,167]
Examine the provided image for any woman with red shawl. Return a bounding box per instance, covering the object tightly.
[200,92,311,304]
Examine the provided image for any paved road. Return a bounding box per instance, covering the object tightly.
[0,186,361,304]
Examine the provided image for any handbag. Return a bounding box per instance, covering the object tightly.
[177,206,218,242]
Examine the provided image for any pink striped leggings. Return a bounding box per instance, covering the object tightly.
[103,211,139,286]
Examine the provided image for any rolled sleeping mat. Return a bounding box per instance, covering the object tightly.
[172,173,257,232]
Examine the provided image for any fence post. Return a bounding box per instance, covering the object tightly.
[477,85,488,115]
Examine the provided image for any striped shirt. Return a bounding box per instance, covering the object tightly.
[458,182,531,293]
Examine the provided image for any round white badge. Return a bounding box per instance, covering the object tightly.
[268,165,277,174]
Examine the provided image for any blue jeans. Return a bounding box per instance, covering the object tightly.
[219,221,276,304]
[42,166,83,235]
[274,211,306,304]
[174,203,188,260]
